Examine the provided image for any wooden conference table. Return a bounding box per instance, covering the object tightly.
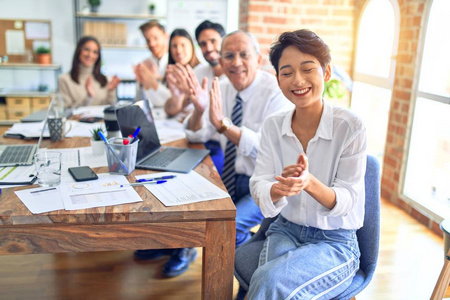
[0,135,236,300]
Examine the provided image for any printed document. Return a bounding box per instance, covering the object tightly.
[15,174,142,213]
[60,174,142,210]
[135,171,229,206]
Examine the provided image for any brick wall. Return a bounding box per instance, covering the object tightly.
[239,0,356,75]
[241,0,442,237]
[378,0,442,236]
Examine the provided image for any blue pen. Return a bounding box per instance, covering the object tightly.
[130,126,141,144]
[120,180,167,187]
[136,175,176,182]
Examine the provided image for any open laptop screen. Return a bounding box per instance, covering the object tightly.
[115,100,160,161]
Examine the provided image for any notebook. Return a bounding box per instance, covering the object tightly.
[115,100,210,173]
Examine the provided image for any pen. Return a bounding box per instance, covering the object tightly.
[136,175,176,182]
[130,126,141,144]
[30,187,57,194]
[120,180,167,187]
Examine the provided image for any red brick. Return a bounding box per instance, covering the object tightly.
[393,90,411,101]
[410,207,430,226]
[306,8,329,15]
[323,0,346,5]
[248,3,273,13]
[263,16,287,24]
[431,220,443,238]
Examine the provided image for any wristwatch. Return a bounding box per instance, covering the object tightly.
[218,117,233,134]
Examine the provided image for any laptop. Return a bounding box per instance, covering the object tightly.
[0,97,55,167]
[21,108,72,123]
[0,115,47,167]
[115,100,210,173]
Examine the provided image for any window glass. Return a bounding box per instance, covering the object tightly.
[354,0,395,78]
[404,0,450,216]
[404,97,450,209]
[351,82,391,162]
[417,0,450,97]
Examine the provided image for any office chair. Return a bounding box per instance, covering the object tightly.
[234,155,381,300]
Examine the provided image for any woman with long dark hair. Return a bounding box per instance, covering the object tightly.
[59,36,120,108]
[135,28,200,117]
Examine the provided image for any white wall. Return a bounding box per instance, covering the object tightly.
[0,0,75,71]
[0,0,239,91]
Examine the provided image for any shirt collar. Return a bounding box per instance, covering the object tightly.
[234,70,262,103]
[281,100,333,140]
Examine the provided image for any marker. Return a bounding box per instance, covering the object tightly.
[120,180,167,187]
[136,175,176,183]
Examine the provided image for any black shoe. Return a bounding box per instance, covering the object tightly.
[162,248,198,277]
[134,249,173,261]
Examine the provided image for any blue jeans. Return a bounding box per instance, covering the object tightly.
[234,174,264,247]
[248,215,360,300]
[204,140,224,176]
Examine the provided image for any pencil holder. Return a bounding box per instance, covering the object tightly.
[105,137,139,175]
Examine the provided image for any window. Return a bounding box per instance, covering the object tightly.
[350,0,399,163]
[403,0,450,218]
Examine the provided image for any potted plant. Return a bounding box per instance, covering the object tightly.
[88,0,101,13]
[36,46,51,64]
[91,126,105,155]
[149,3,156,14]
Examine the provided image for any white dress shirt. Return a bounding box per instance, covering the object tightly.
[193,63,227,90]
[148,52,169,78]
[250,100,367,230]
[185,70,294,177]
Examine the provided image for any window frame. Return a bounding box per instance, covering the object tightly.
[399,0,450,222]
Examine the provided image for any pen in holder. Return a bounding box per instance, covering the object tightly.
[105,137,139,175]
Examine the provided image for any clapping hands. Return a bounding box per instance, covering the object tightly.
[270,154,310,201]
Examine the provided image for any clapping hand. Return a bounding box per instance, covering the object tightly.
[209,77,224,130]
[134,62,158,90]
[270,154,310,201]
[185,65,208,113]
[107,75,121,91]
[86,75,95,97]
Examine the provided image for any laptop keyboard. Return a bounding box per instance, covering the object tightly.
[0,145,34,164]
[142,148,187,167]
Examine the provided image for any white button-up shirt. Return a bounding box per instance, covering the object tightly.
[250,100,367,230]
[185,70,293,177]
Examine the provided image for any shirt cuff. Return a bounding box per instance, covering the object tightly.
[255,181,287,218]
[238,126,258,158]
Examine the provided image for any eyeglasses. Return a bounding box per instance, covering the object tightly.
[221,51,252,62]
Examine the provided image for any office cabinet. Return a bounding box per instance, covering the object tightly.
[0,63,60,123]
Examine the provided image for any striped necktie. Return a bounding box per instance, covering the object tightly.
[222,94,243,201]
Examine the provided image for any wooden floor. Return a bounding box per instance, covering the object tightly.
[0,198,445,300]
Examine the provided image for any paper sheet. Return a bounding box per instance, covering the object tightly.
[6,30,25,54]
[72,105,109,118]
[135,171,229,206]
[60,174,142,210]
[15,186,64,214]
[155,119,186,144]
[15,174,141,213]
